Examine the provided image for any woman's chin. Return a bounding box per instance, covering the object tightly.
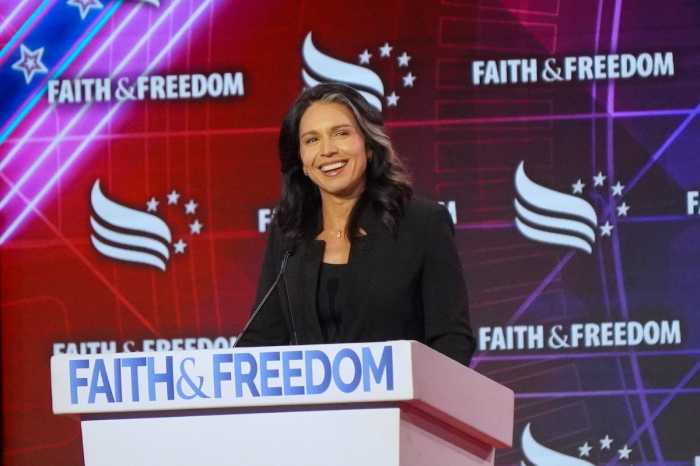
[318,181,366,200]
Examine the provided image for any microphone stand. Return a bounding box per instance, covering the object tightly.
[233,250,296,347]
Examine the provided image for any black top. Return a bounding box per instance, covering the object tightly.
[238,197,476,367]
[316,263,349,343]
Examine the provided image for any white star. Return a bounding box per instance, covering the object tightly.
[600,435,614,449]
[618,445,632,459]
[358,49,372,64]
[402,72,416,87]
[386,92,400,106]
[379,42,393,57]
[611,181,625,196]
[189,219,203,234]
[167,190,180,205]
[593,172,607,187]
[11,44,48,84]
[67,0,104,20]
[146,197,159,212]
[397,52,411,67]
[173,239,187,254]
[572,179,585,194]
[184,199,198,214]
[578,442,592,457]
[600,221,614,236]
[617,202,630,217]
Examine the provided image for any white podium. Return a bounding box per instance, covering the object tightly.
[51,341,513,466]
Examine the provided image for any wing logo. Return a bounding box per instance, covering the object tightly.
[302,32,385,110]
[514,162,598,254]
[521,423,595,466]
[90,180,172,271]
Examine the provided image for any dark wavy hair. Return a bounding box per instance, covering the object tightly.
[274,83,412,244]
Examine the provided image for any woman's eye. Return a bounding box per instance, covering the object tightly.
[305,137,317,144]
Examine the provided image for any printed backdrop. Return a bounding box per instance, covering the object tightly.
[2,0,700,464]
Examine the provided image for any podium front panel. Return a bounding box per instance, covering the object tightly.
[82,407,402,466]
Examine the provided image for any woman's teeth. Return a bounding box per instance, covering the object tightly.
[320,161,347,172]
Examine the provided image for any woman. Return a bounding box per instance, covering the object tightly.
[236,83,476,366]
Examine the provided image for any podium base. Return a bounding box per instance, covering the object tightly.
[82,404,494,466]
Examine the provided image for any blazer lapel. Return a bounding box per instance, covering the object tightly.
[285,239,324,343]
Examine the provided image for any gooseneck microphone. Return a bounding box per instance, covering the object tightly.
[233,250,295,348]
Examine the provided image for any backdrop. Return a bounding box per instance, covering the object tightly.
[2,0,699,464]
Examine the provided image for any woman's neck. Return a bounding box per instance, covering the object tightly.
[320,191,361,233]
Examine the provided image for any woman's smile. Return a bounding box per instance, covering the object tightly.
[319,160,348,175]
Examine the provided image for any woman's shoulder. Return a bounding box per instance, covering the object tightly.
[266,218,292,255]
[403,196,452,222]
[396,197,455,238]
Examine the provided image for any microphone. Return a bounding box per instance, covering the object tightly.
[233,250,294,348]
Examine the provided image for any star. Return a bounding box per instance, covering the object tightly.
[184,199,198,214]
[600,435,614,449]
[572,179,585,194]
[386,92,400,107]
[402,72,416,87]
[578,442,592,457]
[618,445,632,459]
[67,0,104,20]
[593,172,607,187]
[358,49,372,64]
[173,239,187,254]
[146,197,159,212]
[600,222,614,236]
[611,181,625,196]
[11,44,49,84]
[379,42,393,57]
[617,202,630,216]
[189,219,203,234]
[397,52,411,67]
[167,190,180,205]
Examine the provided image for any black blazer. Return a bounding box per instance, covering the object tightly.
[237,198,476,366]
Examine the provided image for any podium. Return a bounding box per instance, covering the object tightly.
[51,341,513,466]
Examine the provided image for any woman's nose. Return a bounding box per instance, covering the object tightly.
[320,137,338,156]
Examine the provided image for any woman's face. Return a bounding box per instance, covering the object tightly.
[298,101,370,200]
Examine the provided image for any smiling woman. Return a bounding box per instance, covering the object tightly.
[275,83,413,248]
[236,83,476,366]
